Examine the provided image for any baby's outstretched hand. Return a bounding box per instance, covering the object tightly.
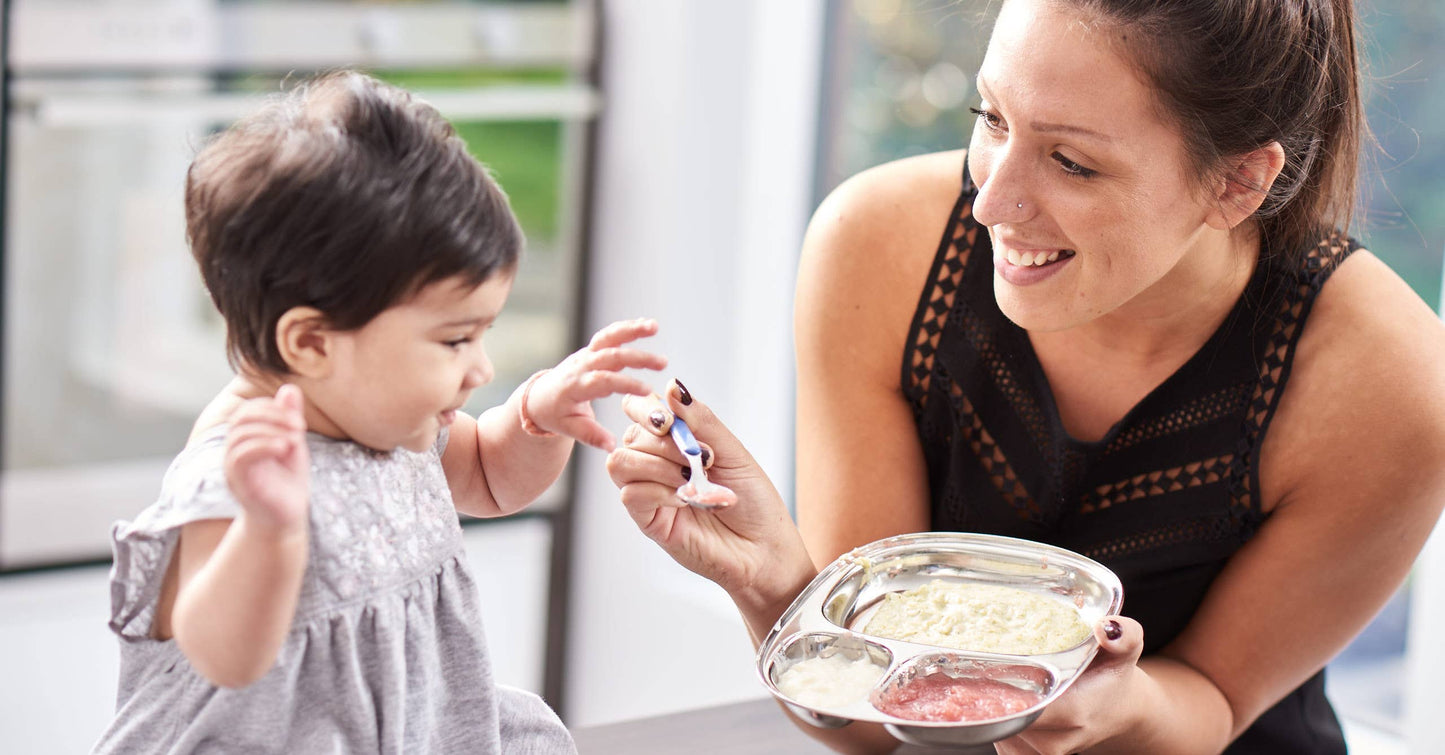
[524,318,667,452]
[224,384,311,534]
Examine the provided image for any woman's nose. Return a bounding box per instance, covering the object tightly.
[971,152,1033,227]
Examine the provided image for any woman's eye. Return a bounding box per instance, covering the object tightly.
[969,106,1004,133]
[1052,151,1097,178]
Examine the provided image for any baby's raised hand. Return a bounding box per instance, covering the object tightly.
[523,318,667,452]
[224,384,311,534]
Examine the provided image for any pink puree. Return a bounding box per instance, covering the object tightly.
[873,673,1042,722]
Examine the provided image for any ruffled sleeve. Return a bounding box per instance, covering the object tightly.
[108,427,241,640]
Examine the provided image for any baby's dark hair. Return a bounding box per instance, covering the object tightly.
[185,70,522,375]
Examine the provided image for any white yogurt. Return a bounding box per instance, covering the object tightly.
[863,580,1089,655]
[777,652,887,709]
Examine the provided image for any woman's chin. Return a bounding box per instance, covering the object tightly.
[993,280,1084,333]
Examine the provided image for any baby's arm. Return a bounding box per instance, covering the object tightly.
[155,385,311,688]
[443,318,666,517]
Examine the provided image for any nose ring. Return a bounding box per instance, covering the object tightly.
[1016,202,1023,209]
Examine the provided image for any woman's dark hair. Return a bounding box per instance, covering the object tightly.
[185,70,522,374]
[1061,0,1364,258]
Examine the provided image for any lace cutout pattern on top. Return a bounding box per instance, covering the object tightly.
[943,371,1042,523]
[908,197,977,410]
[1081,516,1237,562]
[1226,231,1354,518]
[1103,383,1252,456]
[961,300,1055,463]
[1082,455,1234,514]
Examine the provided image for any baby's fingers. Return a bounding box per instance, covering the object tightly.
[555,416,618,452]
[226,416,300,450]
[582,346,668,374]
[570,371,655,403]
[587,317,660,350]
[227,433,296,469]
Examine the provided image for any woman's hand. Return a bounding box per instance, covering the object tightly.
[995,616,1147,755]
[523,318,668,451]
[607,380,817,632]
[224,383,311,535]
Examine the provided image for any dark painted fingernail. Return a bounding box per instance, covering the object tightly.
[1103,620,1122,641]
[681,465,691,481]
[648,410,667,429]
[674,379,693,406]
[700,446,712,467]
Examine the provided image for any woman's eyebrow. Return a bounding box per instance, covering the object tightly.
[1032,121,1114,143]
[976,76,1115,144]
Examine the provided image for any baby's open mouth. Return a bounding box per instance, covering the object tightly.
[1006,248,1076,267]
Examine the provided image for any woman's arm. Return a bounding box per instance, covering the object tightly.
[794,151,965,565]
[1164,251,1445,743]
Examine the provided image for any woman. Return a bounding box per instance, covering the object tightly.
[607,0,1445,752]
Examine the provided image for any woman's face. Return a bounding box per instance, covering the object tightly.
[968,0,1223,332]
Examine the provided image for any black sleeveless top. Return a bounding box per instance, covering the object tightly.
[902,165,1357,753]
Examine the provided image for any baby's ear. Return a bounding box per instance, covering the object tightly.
[275,306,333,378]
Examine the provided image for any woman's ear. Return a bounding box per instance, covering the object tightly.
[275,306,333,378]
[1205,141,1287,230]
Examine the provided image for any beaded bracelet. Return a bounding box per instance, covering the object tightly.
[519,369,557,438]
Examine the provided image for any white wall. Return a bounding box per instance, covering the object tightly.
[565,0,825,728]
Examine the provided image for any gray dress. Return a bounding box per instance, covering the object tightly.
[93,425,576,755]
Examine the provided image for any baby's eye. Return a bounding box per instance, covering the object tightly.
[442,337,472,350]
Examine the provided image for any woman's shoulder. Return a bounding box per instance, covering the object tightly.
[799,149,969,301]
[1296,248,1445,397]
[795,149,970,381]
[804,149,968,260]
[1265,247,1445,506]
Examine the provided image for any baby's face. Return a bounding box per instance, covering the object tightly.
[312,272,514,453]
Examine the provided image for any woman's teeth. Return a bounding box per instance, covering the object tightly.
[1006,248,1075,267]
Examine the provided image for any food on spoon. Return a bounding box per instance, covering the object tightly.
[677,480,738,508]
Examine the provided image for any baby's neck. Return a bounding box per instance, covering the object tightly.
[191,373,351,446]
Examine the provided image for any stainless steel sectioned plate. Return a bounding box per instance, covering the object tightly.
[756,532,1124,748]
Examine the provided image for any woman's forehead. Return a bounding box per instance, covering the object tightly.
[982,0,1163,139]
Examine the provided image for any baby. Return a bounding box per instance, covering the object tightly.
[92,71,663,753]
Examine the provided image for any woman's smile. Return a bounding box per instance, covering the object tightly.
[992,234,1077,286]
